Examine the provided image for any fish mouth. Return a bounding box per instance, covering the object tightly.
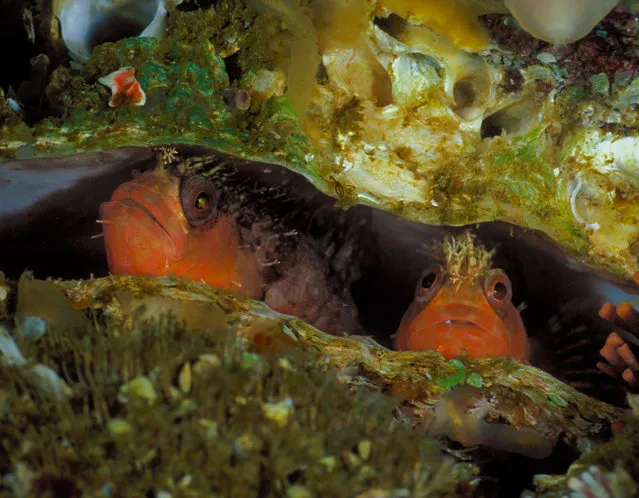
[100,197,173,243]
[425,317,495,339]
[431,318,487,330]
[99,195,180,265]
[407,303,514,357]
[421,305,499,335]
[99,171,182,243]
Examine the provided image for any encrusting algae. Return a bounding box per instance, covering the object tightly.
[0,272,635,496]
[1,0,639,495]
[0,0,637,284]
[0,303,473,497]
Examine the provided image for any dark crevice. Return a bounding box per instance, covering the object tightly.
[480,100,540,139]
[83,0,159,53]
[223,51,243,83]
[480,113,505,138]
[373,14,407,40]
[176,0,219,11]
[0,3,43,92]
[88,17,147,49]
[479,440,579,498]
[451,72,491,120]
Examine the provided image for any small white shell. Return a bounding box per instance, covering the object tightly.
[59,0,170,62]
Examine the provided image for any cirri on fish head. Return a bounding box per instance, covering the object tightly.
[99,167,263,298]
[394,233,530,361]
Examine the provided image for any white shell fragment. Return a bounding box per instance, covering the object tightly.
[576,132,639,188]
[0,326,72,400]
[59,0,170,62]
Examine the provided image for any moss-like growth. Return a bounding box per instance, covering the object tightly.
[531,415,639,496]
[0,315,472,497]
[1,1,637,283]
[14,1,318,175]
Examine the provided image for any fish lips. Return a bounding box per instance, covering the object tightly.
[407,306,513,358]
[99,197,180,273]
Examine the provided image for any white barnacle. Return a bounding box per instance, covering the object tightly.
[59,0,174,62]
[570,174,600,232]
[0,327,71,400]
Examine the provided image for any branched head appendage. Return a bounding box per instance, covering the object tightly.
[437,231,495,283]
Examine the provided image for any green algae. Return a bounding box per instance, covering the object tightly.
[546,394,568,408]
[0,2,636,283]
[465,373,483,388]
[0,316,473,497]
[436,358,467,390]
[12,3,319,179]
[434,360,483,391]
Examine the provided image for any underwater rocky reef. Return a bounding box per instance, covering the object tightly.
[0,273,638,497]
[1,0,639,282]
[1,0,639,497]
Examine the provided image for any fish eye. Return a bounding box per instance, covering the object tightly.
[180,175,219,228]
[194,191,212,211]
[421,271,438,289]
[492,281,508,301]
[415,265,443,301]
[484,269,512,305]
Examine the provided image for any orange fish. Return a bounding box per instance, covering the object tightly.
[394,232,530,361]
[99,159,361,335]
[100,167,263,298]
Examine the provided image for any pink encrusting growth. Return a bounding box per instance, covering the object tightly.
[597,271,639,387]
[98,66,146,107]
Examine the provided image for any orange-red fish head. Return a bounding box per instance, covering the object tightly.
[99,168,262,298]
[394,265,530,361]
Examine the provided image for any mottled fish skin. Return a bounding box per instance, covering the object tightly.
[100,153,371,336]
[0,147,157,280]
